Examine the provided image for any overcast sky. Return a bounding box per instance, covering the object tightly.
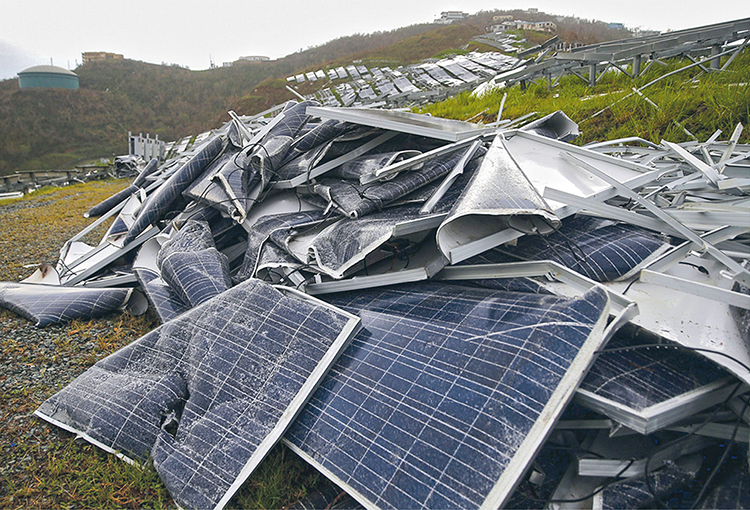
[1,0,748,80]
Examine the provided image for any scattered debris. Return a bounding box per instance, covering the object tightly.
[1,95,749,510]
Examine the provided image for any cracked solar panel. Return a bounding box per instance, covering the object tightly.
[123,136,223,245]
[86,159,158,218]
[133,267,189,323]
[36,278,360,510]
[576,329,734,433]
[158,232,232,309]
[234,211,328,283]
[182,145,246,219]
[306,204,433,279]
[0,282,132,327]
[249,100,319,190]
[593,454,701,510]
[483,217,671,282]
[285,281,610,510]
[313,147,483,219]
[697,453,750,509]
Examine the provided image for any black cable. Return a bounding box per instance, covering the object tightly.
[642,380,744,508]
[596,342,750,374]
[679,261,710,275]
[690,391,750,509]
[534,458,638,504]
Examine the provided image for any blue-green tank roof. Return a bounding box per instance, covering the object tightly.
[18,65,79,89]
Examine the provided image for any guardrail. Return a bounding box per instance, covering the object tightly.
[0,166,112,193]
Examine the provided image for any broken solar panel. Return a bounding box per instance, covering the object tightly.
[481,216,671,282]
[234,211,328,283]
[36,278,360,510]
[85,159,159,218]
[123,136,223,245]
[249,100,319,190]
[0,282,133,327]
[305,204,436,279]
[133,266,189,323]
[285,281,610,510]
[157,220,232,309]
[697,450,750,509]
[576,329,736,434]
[592,454,702,510]
[313,147,482,219]
[182,143,248,221]
[329,150,422,181]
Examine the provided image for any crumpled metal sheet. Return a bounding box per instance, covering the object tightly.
[35,278,360,510]
[0,282,132,327]
[520,110,580,142]
[437,134,560,259]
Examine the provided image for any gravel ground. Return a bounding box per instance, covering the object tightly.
[0,182,327,509]
[0,182,168,508]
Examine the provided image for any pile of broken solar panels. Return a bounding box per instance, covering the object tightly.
[1,100,750,509]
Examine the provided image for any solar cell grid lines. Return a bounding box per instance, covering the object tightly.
[0,283,133,327]
[35,279,361,510]
[286,282,610,510]
[580,334,729,411]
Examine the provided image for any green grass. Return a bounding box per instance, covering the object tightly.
[418,50,750,145]
[0,181,337,509]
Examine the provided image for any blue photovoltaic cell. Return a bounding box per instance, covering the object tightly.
[485,217,669,282]
[597,457,700,510]
[0,282,131,327]
[133,267,189,323]
[285,282,609,509]
[36,278,360,510]
[122,136,223,245]
[579,332,728,412]
[157,221,232,309]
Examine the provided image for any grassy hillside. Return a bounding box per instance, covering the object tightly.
[0,9,632,175]
[418,50,750,145]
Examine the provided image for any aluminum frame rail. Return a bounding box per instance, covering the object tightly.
[499,17,750,88]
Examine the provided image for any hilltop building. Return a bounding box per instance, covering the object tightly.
[82,52,124,64]
[434,11,469,24]
[17,65,79,90]
[496,20,557,33]
[239,56,270,62]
